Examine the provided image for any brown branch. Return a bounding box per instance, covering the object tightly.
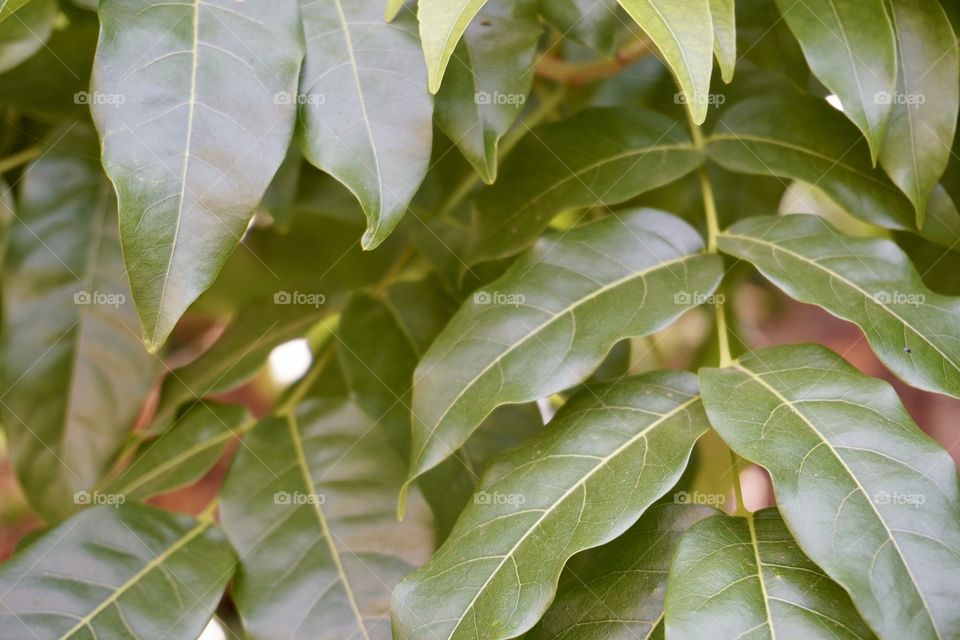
[535,38,656,85]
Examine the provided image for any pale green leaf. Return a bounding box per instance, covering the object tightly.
[700,344,960,640]
[710,0,736,83]
[0,503,236,639]
[664,509,876,639]
[91,0,305,352]
[718,214,960,398]
[393,371,710,640]
[418,0,487,93]
[404,210,722,496]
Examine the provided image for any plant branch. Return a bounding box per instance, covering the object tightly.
[534,38,655,85]
[0,145,40,174]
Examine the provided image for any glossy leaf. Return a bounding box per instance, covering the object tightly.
[880,0,959,225]
[617,0,714,123]
[434,0,541,183]
[470,108,703,264]
[700,344,960,640]
[107,402,250,501]
[404,210,722,494]
[299,0,433,249]
[710,0,736,83]
[528,503,716,640]
[0,503,236,639]
[708,95,960,248]
[665,509,876,639]
[91,0,304,352]
[540,0,620,56]
[418,0,487,93]
[719,214,960,398]
[0,0,57,73]
[0,127,154,521]
[393,371,711,640]
[220,399,433,640]
[774,0,896,161]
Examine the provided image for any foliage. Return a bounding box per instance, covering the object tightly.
[0,0,958,639]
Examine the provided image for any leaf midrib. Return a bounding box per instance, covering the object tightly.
[443,395,700,640]
[734,363,940,639]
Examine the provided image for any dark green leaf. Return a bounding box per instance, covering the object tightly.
[404,210,722,495]
[700,344,960,640]
[540,0,620,57]
[470,108,703,264]
[665,509,876,639]
[298,0,433,249]
[0,503,236,639]
[393,371,710,640]
[0,0,57,73]
[91,0,304,352]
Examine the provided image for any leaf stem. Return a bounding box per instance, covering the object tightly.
[728,448,746,515]
[534,37,655,84]
[0,145,41,174]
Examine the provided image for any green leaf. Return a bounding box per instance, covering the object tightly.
[470,108,703,264]
[91,0,304,353]
[0,503,236,639]
[879,0,959,226]
[773,0,897,162]
[0,126,155,521]
[107,402,250,501]
[718,214,960,399]
[418,0,487,93]
[528,503,716,640]
[259,145,303,232]
[700,344,960,640]
[735,0,809,87]
[220,399,433,640]
[298,0,433,249]
[392,371,711,640]
[0,0,57,73]
[710,0,736,83]
[403,210,722,495]
[616,0,714,124]
[540,0,620,57]
[385,0,405,21]
[707,95,960,248]
[434,0,541,183]
[664,509,876,639]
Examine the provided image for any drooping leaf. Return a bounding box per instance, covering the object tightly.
[540,0,621,57]
[469,108,703,264]
[0,503,236,639]
[879,0,959,226]
[91,0,305,352]
[773,0,896,161]
[404,210,722,495]
[0,126,155,521]
[700,344,960,640]
[528,503,716,640]
[0,0,57,73]
[664,509,876,639]
[393,371,711,640]
[418,0,487,93]
[708,95,960,248]
[616,0,714,124]
[220,399,433,640]
[434,0,541,183]
[299,0,433,249]
[718,214,960,399]
[107,402,250,501]
[710,0,736,83]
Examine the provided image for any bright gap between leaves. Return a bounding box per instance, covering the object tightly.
[197,618,226,640]
[825,94,844,111]
[268,338,312,385]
